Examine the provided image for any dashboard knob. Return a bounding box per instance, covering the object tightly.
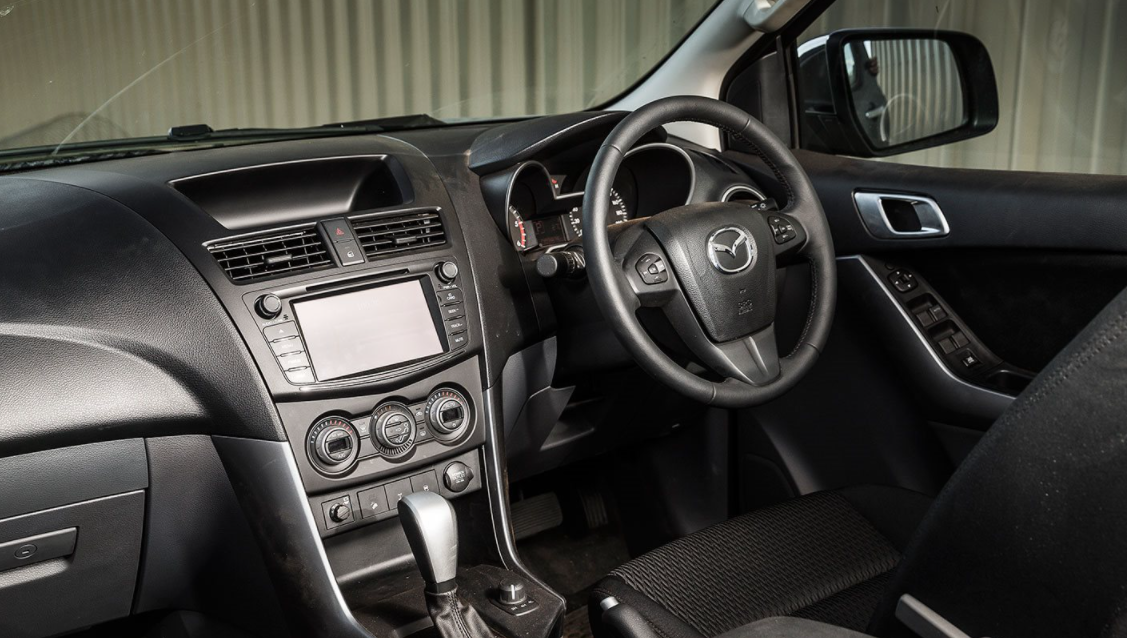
[328,503,352,523]
[308,416,360,474]
[372,402,418,456]
[255,293,283,319]
[535,248,585,279]
[436,261,459,283]
[497,580,528,606]
[425,388,471,440]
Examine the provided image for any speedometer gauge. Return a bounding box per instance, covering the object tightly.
[608,188,628,223]
[565,188,628,239]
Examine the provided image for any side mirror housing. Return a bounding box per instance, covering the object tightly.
[797,28,998,157]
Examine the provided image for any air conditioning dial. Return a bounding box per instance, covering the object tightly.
[425,388,472,442]
[307,416,360,475]
[371,402,418,459]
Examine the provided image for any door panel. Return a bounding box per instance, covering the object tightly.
[724,148,1127,503]
[795,150,1127,254]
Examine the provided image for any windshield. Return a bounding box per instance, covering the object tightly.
[0,0,716,155]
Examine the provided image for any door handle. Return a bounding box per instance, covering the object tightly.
[854,191,949,239]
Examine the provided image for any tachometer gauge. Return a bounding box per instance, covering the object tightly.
[566,188,629,239]
[567,207,583,238]
[508,205,534,251]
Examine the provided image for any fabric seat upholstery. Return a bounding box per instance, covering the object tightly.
[591,486,931,638]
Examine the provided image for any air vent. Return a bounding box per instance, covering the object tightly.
[352,210,446,259]
[207,227,332,283]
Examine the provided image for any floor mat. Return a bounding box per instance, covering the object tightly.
[518,526,630,609]
[561,606,595,638]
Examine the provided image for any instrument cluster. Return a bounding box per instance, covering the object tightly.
[502,143,694,253]
[506,165,634,252]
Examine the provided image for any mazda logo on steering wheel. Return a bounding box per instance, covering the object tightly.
[707,226,756,274]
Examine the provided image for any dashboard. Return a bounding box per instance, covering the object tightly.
[0,109,774,638]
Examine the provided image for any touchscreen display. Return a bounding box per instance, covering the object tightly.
[293,280,444,381]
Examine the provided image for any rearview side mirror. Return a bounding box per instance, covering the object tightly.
[797,29,998,157]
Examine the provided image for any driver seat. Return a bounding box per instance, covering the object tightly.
[592,286,1127,638]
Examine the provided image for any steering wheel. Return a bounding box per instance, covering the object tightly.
[582,97,836,408]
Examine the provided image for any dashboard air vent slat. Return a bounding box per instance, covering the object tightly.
[352,210,446,259]
[207,227,332,283]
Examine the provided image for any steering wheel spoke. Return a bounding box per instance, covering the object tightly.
[658,286,780,385]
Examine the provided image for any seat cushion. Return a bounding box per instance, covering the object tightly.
[591,486,931,638]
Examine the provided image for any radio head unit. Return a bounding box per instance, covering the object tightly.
[245,259,469,387]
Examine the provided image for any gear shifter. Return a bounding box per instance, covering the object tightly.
[399,492,492,638]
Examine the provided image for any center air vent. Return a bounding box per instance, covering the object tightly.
[352,210,446,259]
[207,227,332,283]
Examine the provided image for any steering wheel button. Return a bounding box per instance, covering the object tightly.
[636,254,668,285]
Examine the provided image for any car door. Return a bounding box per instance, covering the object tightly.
[720,0,1127,508]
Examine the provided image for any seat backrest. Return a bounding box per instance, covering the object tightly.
[869,287,1127,638]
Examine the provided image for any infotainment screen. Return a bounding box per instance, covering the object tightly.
[293,280,444,381]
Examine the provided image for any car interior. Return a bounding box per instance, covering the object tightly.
[3,1,1127,638]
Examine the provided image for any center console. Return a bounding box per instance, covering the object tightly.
[145,140,564,638]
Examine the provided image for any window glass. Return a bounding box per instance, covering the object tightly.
[799,0,1127,175]
[0,0,716,154]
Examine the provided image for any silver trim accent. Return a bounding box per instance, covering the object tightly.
[599,597,621,613]
[721,184,766,203]
[479,389,563,599]
[854,191,950,239]
[707,225,756,274]
[399,491,460,585]
[895,594,973,638]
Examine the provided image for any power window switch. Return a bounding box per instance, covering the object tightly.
[930,305,948,321]
[916,311,936,327]
[952,332,970,348]
[959,351,982,369]
[939,338,958,355]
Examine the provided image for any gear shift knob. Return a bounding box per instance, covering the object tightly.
[399,491,459,587]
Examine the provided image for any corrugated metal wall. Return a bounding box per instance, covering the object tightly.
[0,0,712,149]
[805,0,1127,175]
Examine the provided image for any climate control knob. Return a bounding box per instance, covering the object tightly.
[371,402,418,458]
[425,388,471,442]
[307,416,360,475]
